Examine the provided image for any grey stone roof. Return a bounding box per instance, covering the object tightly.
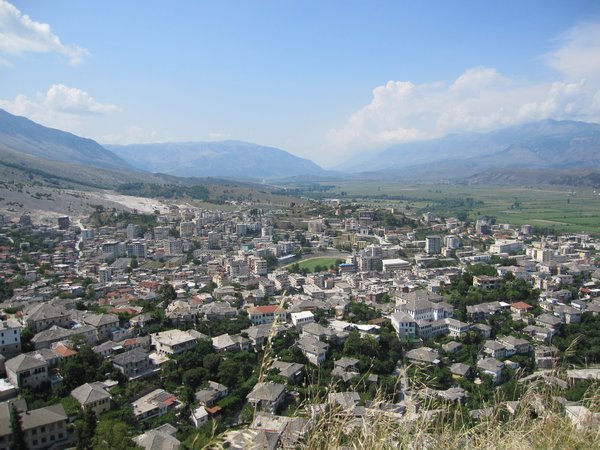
[5,353,47,373]
[71,382,111,406]
[83,313,119,327]
[111,348,149,366]
[247,382,286,402]
[135,430,181,450]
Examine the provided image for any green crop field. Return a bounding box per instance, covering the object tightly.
[310,181,600,235]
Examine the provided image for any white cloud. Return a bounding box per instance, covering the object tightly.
[208,132,231,141]
[0,84,118,133]
[327,22,600,155]
[0,1,88,65]
[43,84,118,115]
[100,126,160,145]
[544,22,600,81]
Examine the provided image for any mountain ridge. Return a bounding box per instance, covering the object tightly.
[0,108,135,171]
[107,141,332,180]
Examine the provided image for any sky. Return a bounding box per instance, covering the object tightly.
[1,0,600,167]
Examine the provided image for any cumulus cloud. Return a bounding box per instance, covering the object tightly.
[327,22,600,154]
[0,1,88,65]
[0,84,118,132]
[208,132,231,141]
[100,126,161,145]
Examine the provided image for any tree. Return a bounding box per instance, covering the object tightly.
[10,403,27,450]
[75,408,97,450]
[91,418,138,449]
[157,281,176,304]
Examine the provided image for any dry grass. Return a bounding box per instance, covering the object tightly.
[301,376,600,450]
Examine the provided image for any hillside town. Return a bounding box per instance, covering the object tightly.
[0,200,599,449]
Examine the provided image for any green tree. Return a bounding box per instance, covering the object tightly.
[10,403,28,450]
[75,408,97,450]
[157,281,176,304]
[91,418,138,449]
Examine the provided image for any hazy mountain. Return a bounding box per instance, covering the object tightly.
[0,108,135,171]
[107,141,329,180]
[342,119,600,175]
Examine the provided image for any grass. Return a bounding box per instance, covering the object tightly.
[288,257,342,272]
[301,375,600,450]
[310,181,600,235]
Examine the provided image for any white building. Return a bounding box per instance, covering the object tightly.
[291,311,315,327]
[151,330,197,355]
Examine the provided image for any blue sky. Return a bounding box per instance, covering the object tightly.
[1,0,600,166]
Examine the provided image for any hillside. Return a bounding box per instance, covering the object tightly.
[341,120,600,177]
[107,141,330,180]
[0,108,134,171]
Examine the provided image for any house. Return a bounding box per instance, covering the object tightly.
[405,347,440,366]
[497,336,531,354]
[554,305,582,324]
[111,348,153,379]
[391,311,416,339]
[534,345,558,369]
[71,382,112,415]
[472,323,492,338]
[0,400,69,450]
[473,275,502,290]
[328,391,361,410]
[442,341,462,354]
[246,382,286,414]
[191,405,210,428]
[297,335,329,365]
[130,312,156,328]
[270,361,304,383]
[523,325,555,343]
[200,301,237,320]
[134,424,181,450]
[290,311,315,327]
[242,324,286,346]
[31,326,72,350]
[535,313,562,329]
[484,340,508,359]
[450,362,472,378]
[332,357,360,382]
[510,301,533,317]
[212,333,251,352]
[82,313,119,342]
[247,305,287,326]
[477,358,504,383]
[195,381,229,407]
[132,388,181,422]
[444,318,470,338]
[151,329,197,356]
[0,319,21,357]
[23,303,70,333]
[5,354,48,389]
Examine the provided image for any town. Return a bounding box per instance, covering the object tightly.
[0,197,598,449]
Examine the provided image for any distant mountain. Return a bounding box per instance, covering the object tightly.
[0,108,135,171]
[107,141,330,180]
[342,120,600,176]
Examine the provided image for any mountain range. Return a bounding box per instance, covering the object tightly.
[341,119,600,180]
[1,107,600,186]
[106,141,330,180]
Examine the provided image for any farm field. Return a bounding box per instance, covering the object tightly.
[312,182,600,235]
